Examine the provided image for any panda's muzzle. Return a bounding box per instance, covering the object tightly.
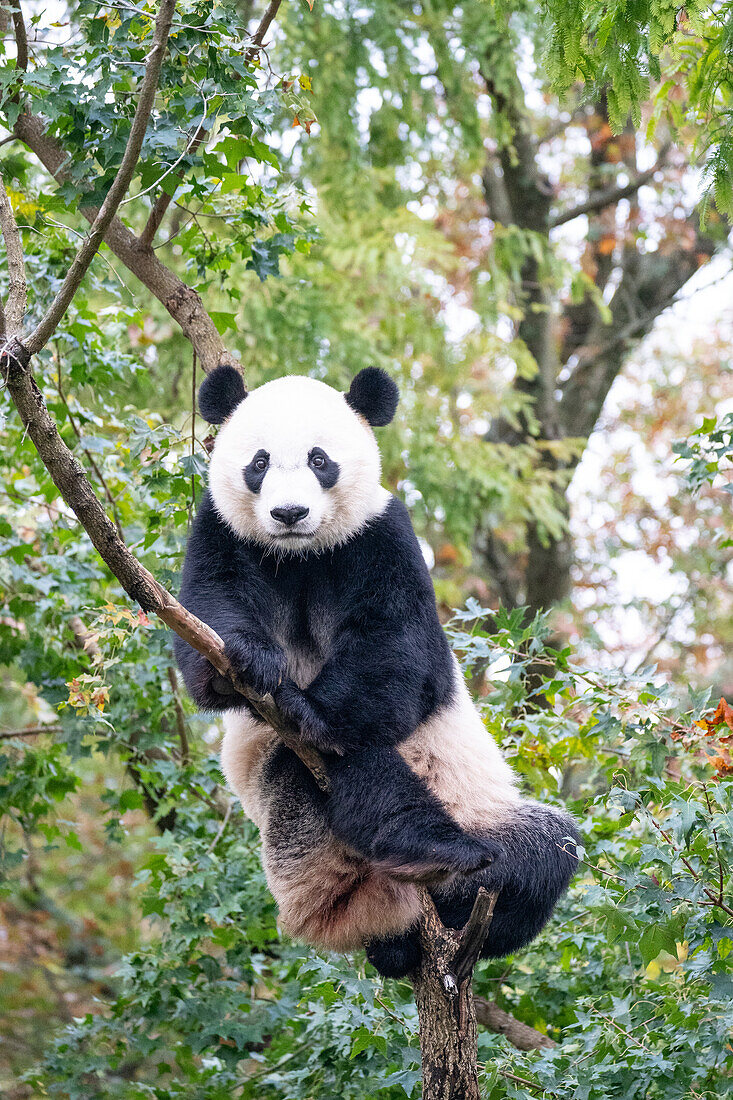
[270,505,310,528]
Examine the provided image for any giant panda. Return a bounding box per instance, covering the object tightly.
[174,364,579,978]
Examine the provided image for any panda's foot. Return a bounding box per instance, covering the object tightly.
[375,834,504,884]
[366,930,421,978]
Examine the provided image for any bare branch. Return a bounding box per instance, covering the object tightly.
[0,172,27,334]
[11,0,27,72]
[451,887,498,983]
[559,223,716,441]
[549,146,671,229]
[0,724,62,739]
[24,0,177,355]
[0,339,329,792]
[245,0,283,62]
[474,998,556,1051]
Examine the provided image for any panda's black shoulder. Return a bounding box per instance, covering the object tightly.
[185,490,234,556]
[335,494,438,611]
[181,490,258,577]
[352,495,427,569]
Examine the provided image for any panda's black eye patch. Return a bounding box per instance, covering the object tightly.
[308,447,339,489]
[244,449,270,492]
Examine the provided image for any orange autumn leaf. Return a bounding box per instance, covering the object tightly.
[695,697,733,734]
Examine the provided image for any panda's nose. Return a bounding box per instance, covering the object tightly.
[271,505,309,527]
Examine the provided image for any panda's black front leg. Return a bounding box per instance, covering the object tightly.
[324,747,505,881]
[223,631,288,697]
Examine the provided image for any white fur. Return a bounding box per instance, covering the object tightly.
[209,376,390,553]
[397,656,520,830]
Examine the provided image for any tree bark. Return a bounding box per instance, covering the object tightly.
[413,889,498,1100]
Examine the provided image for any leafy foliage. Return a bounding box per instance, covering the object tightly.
[542,0,733,215]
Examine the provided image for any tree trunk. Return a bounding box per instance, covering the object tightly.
[414,955,480,1099]
[412,889,500,1100]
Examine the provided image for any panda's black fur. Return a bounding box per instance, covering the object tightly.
[175,366,579,977]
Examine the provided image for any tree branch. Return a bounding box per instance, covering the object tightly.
[244,0,283,63]
[12,110,237,374]
[23,0,176,355]
[549,146,670,229]
[0,172,27,335]
[412,887,500,1099]
[11,0,27,73]
[138,0,284,248]
[473,998,556,1051]
[451,887,498,983]
[0,724,62,739]
[559,222,716,441]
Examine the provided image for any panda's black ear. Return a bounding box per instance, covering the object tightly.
[345,367,399,427]
[198,364,247,424]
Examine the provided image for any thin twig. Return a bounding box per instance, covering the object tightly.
[649,816,733,918]
[24,0,177,355]
[137,118,208,247]
[701,784,726,904]
[205,796,233,852]
[166,665,190,764]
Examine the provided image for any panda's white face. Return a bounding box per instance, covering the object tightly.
[208,376,390,553]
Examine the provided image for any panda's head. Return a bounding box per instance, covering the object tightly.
[200,366,399,553]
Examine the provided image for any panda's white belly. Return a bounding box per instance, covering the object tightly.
[397,656,519,831]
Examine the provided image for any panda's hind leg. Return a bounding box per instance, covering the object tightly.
[432,803,580,958]
[366,928,421,978]
[324,746,503,882]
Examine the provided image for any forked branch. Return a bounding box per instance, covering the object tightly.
[548,145,670,229]
[413,888,500,1099]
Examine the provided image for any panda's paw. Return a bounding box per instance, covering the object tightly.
[450,835,505,877]
[224,635,287,698]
